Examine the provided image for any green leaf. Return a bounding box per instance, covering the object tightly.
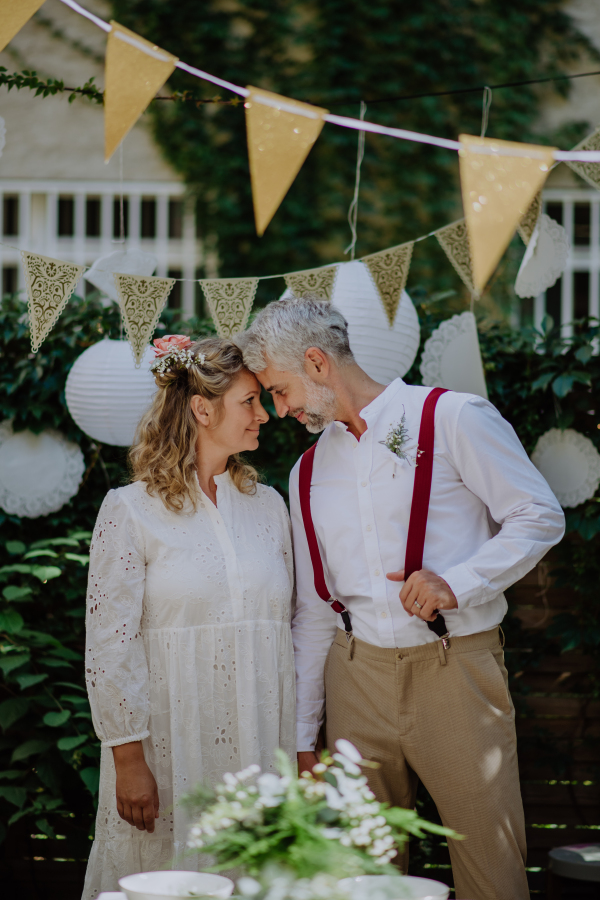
[0,770,23,781]
[30,538,80,549]
[531,372,554,392]
[11,739,50,762]
[57,734,88,751]
[68,531,92,541]
[39,657,72,669]
[0,785,26,808]
[575,345,593,363]
[2,586,33,602]
[64,553,90,565]
[5,541,26,556]
[23,550,59,560]
[16,673,48,690]
[30,565,62,582]
[43,709,71,727]
[0,697,29,730]
[552,374,574,398]
[54,681,86,693]
[0,609,25,633]
[0,653,30,675]
[35,817,56,838]
[48,646,82,661]
[79,766,100,794]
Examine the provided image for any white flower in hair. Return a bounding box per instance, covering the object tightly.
[150,334,205,374]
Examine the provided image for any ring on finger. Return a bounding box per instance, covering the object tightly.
[413,600,423,609]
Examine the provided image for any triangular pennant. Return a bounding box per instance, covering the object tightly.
[283,265,338,301]
[362,242,414,327]
[21,251,84,353]
[0,0,45,53]
[435,219,475,294]
[517,191,542,245]
[105,21,178,162]
[565,126,600,191]
[113,273,176,366]
[245,87,328,236]
[459,134,556,292]
[200,278,259,338]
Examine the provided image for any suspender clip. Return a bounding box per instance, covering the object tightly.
[441,634,451,650]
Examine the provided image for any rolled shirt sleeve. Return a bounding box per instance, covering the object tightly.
[85,490,150,748]
[439,397,566,608]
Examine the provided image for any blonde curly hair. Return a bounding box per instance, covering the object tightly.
[129,337,259,512]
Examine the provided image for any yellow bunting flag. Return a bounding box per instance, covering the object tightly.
[245,87,328,236]
[517,191,542,246]
[0,0,45,53]
[283,265,338,301]
[200,278,259,338]
[114,273,176,366]
[565,126,600,191]
[21,252,84,353]
[435,219,475,294]
[362,242,414,327]
[105,21,178,162]
[459,134,556,292]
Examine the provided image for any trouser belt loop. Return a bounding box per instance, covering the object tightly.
[499,625,506,648]
[347,634,355,660]
[437,639,447,666]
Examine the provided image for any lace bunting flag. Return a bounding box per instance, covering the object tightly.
[114,273,176,366]
[517,191,542,245]
[21,251,85,353]
[200,278,259,338]
[283,265,338,301]
[565,127,600,191]
[362,242,414,327]
[435,219,475,294]
[459,134,555,292]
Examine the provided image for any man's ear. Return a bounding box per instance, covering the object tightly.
[304,347,330,379]
[190,394,211,427]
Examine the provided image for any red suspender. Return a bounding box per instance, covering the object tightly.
[298,387,449,643]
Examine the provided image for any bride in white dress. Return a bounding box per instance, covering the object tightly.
[82,336,296,899]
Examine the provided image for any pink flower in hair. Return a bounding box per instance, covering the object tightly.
[153,334,193,358]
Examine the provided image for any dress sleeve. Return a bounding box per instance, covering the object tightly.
[85,489,150,747]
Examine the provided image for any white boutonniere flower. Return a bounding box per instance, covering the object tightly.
[380,410,412,463]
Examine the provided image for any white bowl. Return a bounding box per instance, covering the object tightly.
[338,875,449,900]
[119,871,235,900]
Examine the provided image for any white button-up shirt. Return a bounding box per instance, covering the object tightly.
[289,379,565,751]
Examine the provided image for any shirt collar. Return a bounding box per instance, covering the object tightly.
[330,379,405,434]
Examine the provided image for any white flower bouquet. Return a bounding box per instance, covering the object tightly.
[185,740,453,880]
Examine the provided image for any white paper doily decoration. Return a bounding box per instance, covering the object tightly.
[0,422,85,518]
[84,249,158,302]
[0,117,6,159]
[515,213,570,299]
[66,339,157,447]
[281,259,420,383]
[531,428,600,508]
[420,311,488,398]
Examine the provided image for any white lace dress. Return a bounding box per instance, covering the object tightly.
[82,474,296,899]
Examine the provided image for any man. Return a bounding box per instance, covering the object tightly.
[237,298,564,900]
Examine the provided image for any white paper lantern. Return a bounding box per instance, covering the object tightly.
[84,249,158,301]
[65,339,157,446]
[0,421,85,518]
[531,428,600,508]
[420,311,488,399]
[282,260,420,383]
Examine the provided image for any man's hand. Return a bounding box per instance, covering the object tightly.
[297,751,319,775]
[113,741,159,832]
[386,568,458,622]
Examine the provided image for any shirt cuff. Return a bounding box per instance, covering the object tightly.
[101,730,150,748]
[440,563,489,609]
[297,722,320,752]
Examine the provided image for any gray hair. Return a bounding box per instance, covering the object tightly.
[237,297,355,374]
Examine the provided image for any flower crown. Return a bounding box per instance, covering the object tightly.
[150,334,206,374]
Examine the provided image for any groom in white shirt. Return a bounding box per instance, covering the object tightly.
[237,297,564,900]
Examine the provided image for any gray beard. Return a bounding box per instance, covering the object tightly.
[299,380,338,434]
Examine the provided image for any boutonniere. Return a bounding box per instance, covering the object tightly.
[380,410,412,463]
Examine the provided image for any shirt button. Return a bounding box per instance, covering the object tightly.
[380,611,387,618]
[375,569,380,576]
[366,525,372,532]
[361,481,367,487]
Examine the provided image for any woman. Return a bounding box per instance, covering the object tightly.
[82,336,296,899]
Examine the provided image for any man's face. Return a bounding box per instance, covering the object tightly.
[256,362,337,434]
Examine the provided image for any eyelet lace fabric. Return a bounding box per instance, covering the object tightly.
[82,476,296,899]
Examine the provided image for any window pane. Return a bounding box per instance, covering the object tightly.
[141,198,156,238]
[167,269,182,309]
[3,196,19,236]
[545,277,561,328]
[169,200,184,239]
[2,266,18,295]
[113,197,129,239]
[574,271,589,320]
[574,203,590,246]
[546,202,563,225]
[86,197,101,237]
[58,197,74,237]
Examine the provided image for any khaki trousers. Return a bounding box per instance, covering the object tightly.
[325,627,529,900]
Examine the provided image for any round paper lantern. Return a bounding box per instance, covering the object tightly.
[282,260,420,384]
[0,421,85,518]
[531,428,600,508]
[66,339,157,447]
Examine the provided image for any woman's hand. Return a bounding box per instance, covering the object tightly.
[113,741,159,832]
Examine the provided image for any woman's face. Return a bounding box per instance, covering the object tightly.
[194,369,269,457]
